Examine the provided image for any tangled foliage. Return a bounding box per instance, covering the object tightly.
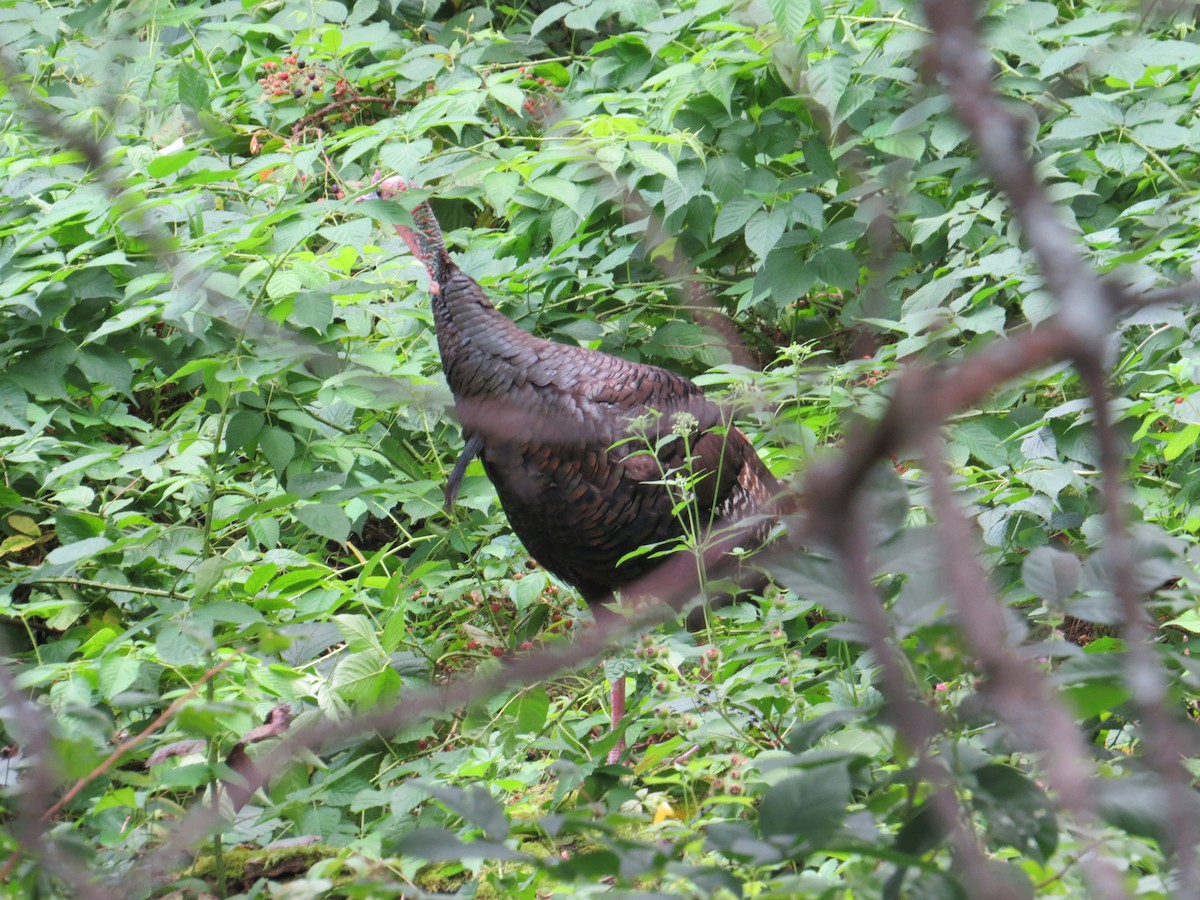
[2,0,1200,896]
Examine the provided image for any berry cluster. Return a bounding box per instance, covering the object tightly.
[258,55,325,100]
[634,633,667,661]
[516,66,565,122]
[711,754,748,796]
[697,645,722,679]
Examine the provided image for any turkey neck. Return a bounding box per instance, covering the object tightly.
[393,200,541,401]
[434,264,548,404]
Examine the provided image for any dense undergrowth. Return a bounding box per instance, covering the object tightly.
[2,0,1200,895]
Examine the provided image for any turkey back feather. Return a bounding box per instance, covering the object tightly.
[374,177,783,616]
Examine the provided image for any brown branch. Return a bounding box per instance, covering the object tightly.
[922,0,1200,888]
[289,94,415,139]
[42,658,235,825]
[919,430,1129,899]
[0,658,109,898]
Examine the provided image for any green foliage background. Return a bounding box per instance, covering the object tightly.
[2,0,1200,895]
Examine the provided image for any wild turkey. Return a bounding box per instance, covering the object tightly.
[372,177,784,760]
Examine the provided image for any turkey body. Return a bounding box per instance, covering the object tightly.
[377,179,782,619]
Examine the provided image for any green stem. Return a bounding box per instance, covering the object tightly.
[1118,127,1188,191]
[23,577,188,600]
[206,668,226,897]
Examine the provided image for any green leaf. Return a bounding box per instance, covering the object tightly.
[156,625,210,666]
[706,156,746,202]
[147,149,201,179]
[530,1,571,36]
[294,502,351,543]
[714,197,760,241]
[77,346,134,395]
[83,305,158,345]
[808,56,851,120]
[811,247,858,289]
[225,409,264,454]
[423,784,510,841]
[1162,423,1200,461]
[1131,122,1189,150]
[191,555,226,601]
[335,614,383,653]
[516,686,549,734]
[972,765,1059,863]
[178,64,210,111]
[332,649,392,703]
[759,762,850,849]
[1164,609,1200,634]
[744,209,787,258]
[267,269,303,301]
[260,427,296,475]
[1095,143,1145,174]
[487,80,525,114]
[873,132,925,160]
[318,218,373,248]
[629,145,678,182]
[99,655,139,700]
[46,537,113,566]
[530,175,581,214]
[766,0,809,38]
[292,291,334,330]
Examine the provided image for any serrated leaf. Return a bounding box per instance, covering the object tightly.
[99,655,140,701]
[530,175,581,214]
[294,502,350,543]
[706,156,745,202]
[46,536,113,566]
[292,292,333,331]
[266,269,303,301]
[192,555,226,601]
[332,649,393,703]
[744,209,787,258]
[318,218,373,248]
[1165,609,1200,634]
[762,246,815,305]
[530,1,571,36]
[759,763,850,849]
[766,0,809,37]
[156,625,210,666]
[714,197,760,241]
[423,784,510,840]
[487,80,525,114]
[517,686,549,735]
[260,427,295,475]
[225,409,264,454]
[808,56,851,120]
[790,193,823,229]
[335,614,383,653]
[1131,121,1189,150]
[873,132,925,160]
[178,64,210,111]
[378,138,433,175]
[972,765,1058,863]
[77,346,133,395]
[1095,143,1145,174]
[630,146,677,182]
[1163,423,1200,461]
[84,305,158,345]
[811,247,858,289]
[1022,546,1081,603]
[147,149,200,179]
